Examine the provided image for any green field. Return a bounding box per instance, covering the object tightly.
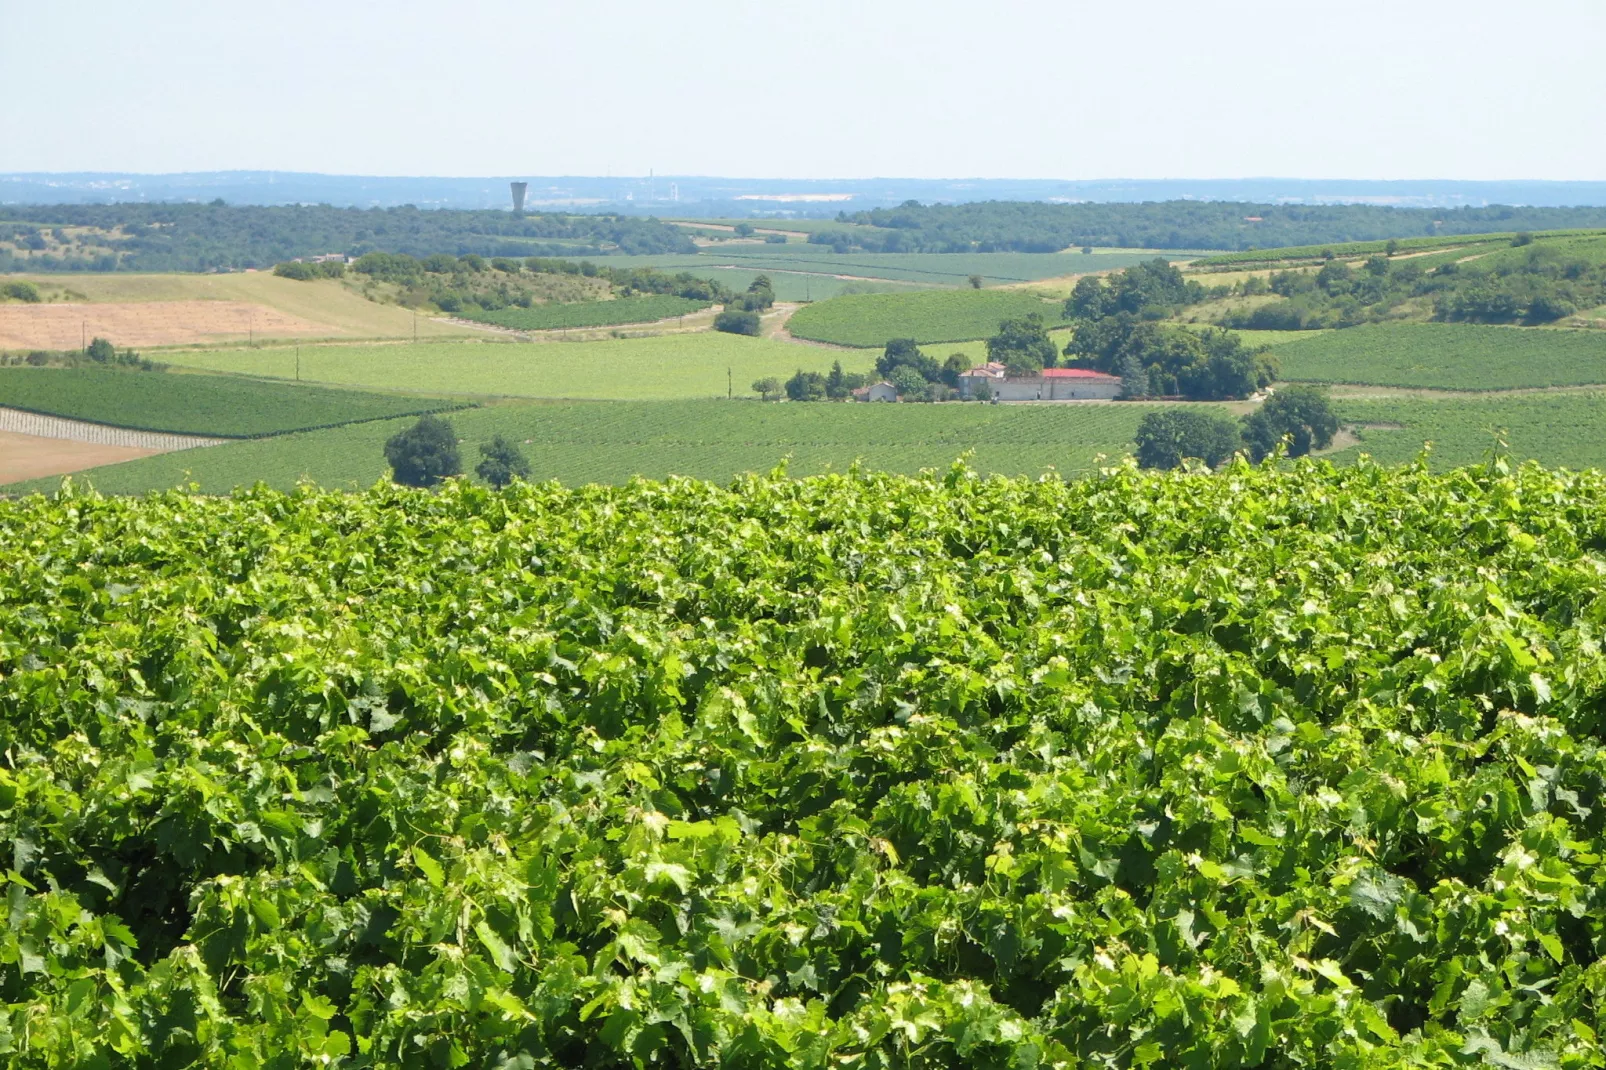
[159,334,873,401]
[0,367,463,437]
[455,294,711,331]
[13,398,1163,494]
[1192,228,1606,266]
[787,289,1071,347]
[1277,323,1606,389]
[1335,391,1606,469]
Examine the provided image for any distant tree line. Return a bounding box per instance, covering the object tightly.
[1217,238,1606,329]
[803,200,1606,253]
[0,203,697,273]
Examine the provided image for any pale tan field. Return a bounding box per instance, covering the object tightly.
[5,274,478,348]
[0,430,161,483]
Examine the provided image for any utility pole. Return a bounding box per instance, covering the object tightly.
[727,367,732,399]
[296,345,301,381]
[81,320,86,355]
[413,310,418,344]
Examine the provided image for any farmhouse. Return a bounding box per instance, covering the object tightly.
[957,363,1122,401]
[852,381,898,402]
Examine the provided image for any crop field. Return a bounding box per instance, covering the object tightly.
[6,461,1604,1066]
[787,289,1071,347]
[13,397,1160,494]
[0,367,465,437]
[1336,390,1606,468]
[160,333,874,401]
[1277,323,1606,390]
[0,272,476,345]
[1191,228,1606,266]
[455,294,711,331]
[571,248,1184,287]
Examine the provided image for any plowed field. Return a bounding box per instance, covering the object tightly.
[0,300,331,350]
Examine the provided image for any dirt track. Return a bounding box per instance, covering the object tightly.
[0,301,334,350]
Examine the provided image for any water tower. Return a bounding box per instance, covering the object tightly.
[510,181,528,213]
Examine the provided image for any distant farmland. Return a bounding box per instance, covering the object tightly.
[785,289,1071,347]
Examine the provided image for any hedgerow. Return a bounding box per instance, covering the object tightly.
[2,459,1604,1067]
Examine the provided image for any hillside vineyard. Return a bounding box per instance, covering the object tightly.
[2,460,1604,1066]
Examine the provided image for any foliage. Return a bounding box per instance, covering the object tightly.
[1065,319,1275,400]
[1,280,41,302]
[1242,386,1339,460]
[752,376,783,401]
[5,462,1606,1066]
[0,367,464,437]
[475,434,531,487]
[986,312,1059,375]
[0,202,697,272]
[714,309,762,336]
[384,414,462,486]
[785,368,828,401]
[272,259,347,280]
[887,364,931,399]
[877,338,941,382]
[457,295,712,331]
[827,199,1606,252]
[1065,258,1208,320]
[826,360,870,400]
[788,290,1070,348]
[1133,407,1242,468]
[940,352,973,388]
[1277,323,1606,390]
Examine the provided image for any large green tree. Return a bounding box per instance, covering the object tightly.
[475,434,530,488]
[1241,386,1339,460]
[1133,408,1242,469]
[384,414,461,487]
[986,313,1058,376]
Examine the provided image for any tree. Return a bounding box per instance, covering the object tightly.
[1364,254,1390,276]
[475,435,530,488]
[1385,239,1400,256]
[940,352,973,388]
[1134,409,1242,470]
[968,275,983,289]
[752,376,783,401]
[86,337,116,363]
[825,360,868,399]
[986,313,1057,376]
[733,223,755,237]
[385,415,461,487]
[1513,231,1534,247]
[714,310,761,335]
[1241,386,1338,461]
[888,365,929,400]
[1115,353,1150,399]
[785,369,827,401]
[1,281,41,302]
[877,338,940,381]
[1066,275,1115,321]
[973,378,994,402]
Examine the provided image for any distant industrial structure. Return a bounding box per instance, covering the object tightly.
[510,181,528,213]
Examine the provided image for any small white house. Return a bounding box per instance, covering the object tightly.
[852,381,898,402]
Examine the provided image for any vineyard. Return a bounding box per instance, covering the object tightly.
[1278,323,1606,390]
[160,334,867,402]
[786,290,1071,348]
[455,295,712,332]
[1190,229,1606,267]
[0,367,465,438]
[1339,390,1606,469]
[7,398,1158,494]
[3,462,1605,1066]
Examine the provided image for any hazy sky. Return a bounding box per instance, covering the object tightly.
[5,0,1604,180]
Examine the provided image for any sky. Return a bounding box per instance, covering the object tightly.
[4,0,1605,181]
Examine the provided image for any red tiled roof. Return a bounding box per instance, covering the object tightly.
[1041,368,1119,380]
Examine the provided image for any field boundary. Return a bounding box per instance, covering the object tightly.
[0,407,225,451]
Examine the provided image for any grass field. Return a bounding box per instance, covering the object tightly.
[8,399,1166,494]
[787,289,1070,347]
[160,334,876,401]
[1277,323,1606,389]
[572,249,1185,287]
[0,367,465,437]
[8,273,476,343]
[1336,391,1606,469]
[1192,229,1606,267]
[456,295,711,331]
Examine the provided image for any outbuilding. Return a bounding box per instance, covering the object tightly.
[956,365,1121,401]
[852,381,899,402]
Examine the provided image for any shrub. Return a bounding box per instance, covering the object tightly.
[1241,386,1338,460]
[714,310,761,336]
[384,415,461,487]
[2,280,41,302]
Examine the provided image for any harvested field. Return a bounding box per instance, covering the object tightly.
[0,430,162,484]
[0,300,332,350]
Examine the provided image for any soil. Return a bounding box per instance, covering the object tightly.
[0,430,160,483]
[0,301,333,350]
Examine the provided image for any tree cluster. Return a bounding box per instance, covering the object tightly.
[384,417,532,488]
[0,202,698,273]
[713,277,776,335]
[1065,259,1210,321]
[1134,386,1339,469]
[272,260,347,281]
[1064,318,1276,400]
[1220,239,1606,330]
[804,200,1606,254]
